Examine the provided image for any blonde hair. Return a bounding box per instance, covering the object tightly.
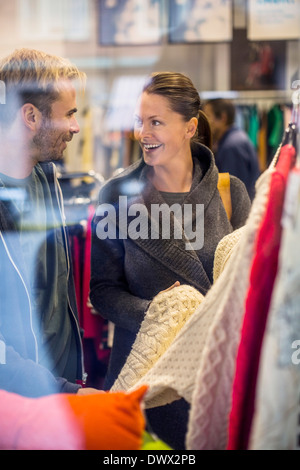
[0,48,86,124]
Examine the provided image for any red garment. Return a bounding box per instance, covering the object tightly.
[82,205,97,337]
[71,234,82,325]
[82,205,110,363]
[227,144,296,450]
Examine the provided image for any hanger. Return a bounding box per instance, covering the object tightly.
[291,80,300,127]
[57,169,105,186]
[291,80,300,167]
[279,82,300,166]
[282,122,298,149]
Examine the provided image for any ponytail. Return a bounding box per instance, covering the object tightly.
[196,109,212,150]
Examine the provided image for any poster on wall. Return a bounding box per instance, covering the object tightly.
[169,0,232,43]
[231,29,286,90]
[98,0,163,46]
[248,0,300,41]
[19,0,91,41]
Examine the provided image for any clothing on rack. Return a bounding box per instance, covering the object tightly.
[227,143,296,450]
[68,204,111,388]
[61,171,110,388]
[248,166,300,450]
[235,103,290,173]
[81,206,111,364]
[111,164,273,449]
[111,129,300,449]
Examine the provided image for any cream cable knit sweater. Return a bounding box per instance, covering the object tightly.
[112,285,204,391]
[112,167,273,450]
[186,168,272,450]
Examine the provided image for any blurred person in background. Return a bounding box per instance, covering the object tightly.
[203,98,260,200]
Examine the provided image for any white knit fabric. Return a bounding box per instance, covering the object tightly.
[186,168,272,450]
[213,226,244,282]
[249,169,300,450]
[111,167,272,450]
[112,285,204,391]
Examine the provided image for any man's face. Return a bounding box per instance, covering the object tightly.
[33,80,80,162]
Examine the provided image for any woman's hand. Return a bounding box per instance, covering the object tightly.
[159,281,180,295]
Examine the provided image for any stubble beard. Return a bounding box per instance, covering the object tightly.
[32,121,64,163]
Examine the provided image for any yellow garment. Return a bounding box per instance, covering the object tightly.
[141,431,172,450]
[218,172,232,220]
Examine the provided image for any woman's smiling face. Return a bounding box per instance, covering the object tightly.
[133,92,195,168]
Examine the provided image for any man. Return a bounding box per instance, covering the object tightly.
[0,48,97,397]
[203,98,260,200]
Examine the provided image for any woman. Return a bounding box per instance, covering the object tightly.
[90,72,251,449]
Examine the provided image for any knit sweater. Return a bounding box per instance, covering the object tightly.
[112,285,204,391]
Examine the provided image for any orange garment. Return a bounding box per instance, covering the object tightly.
[0,385,147,450]
[257,111,268,172]
[66,385,147,450]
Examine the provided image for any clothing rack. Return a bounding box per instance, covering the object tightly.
[56,167,110,387]
[57,169,105,184]
[201,91,294,117]
[201,89,294,107]
[57,169,105,207]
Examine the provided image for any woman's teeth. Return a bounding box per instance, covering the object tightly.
[144,143,160,149]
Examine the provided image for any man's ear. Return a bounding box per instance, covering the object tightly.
[21,103,42,131]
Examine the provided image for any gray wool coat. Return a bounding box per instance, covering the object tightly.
[90,143,250,388]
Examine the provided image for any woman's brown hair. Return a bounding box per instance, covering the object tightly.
[142,71,212,149]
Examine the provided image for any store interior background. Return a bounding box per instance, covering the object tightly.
[1,0,299,182]
[0,0,299,387]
